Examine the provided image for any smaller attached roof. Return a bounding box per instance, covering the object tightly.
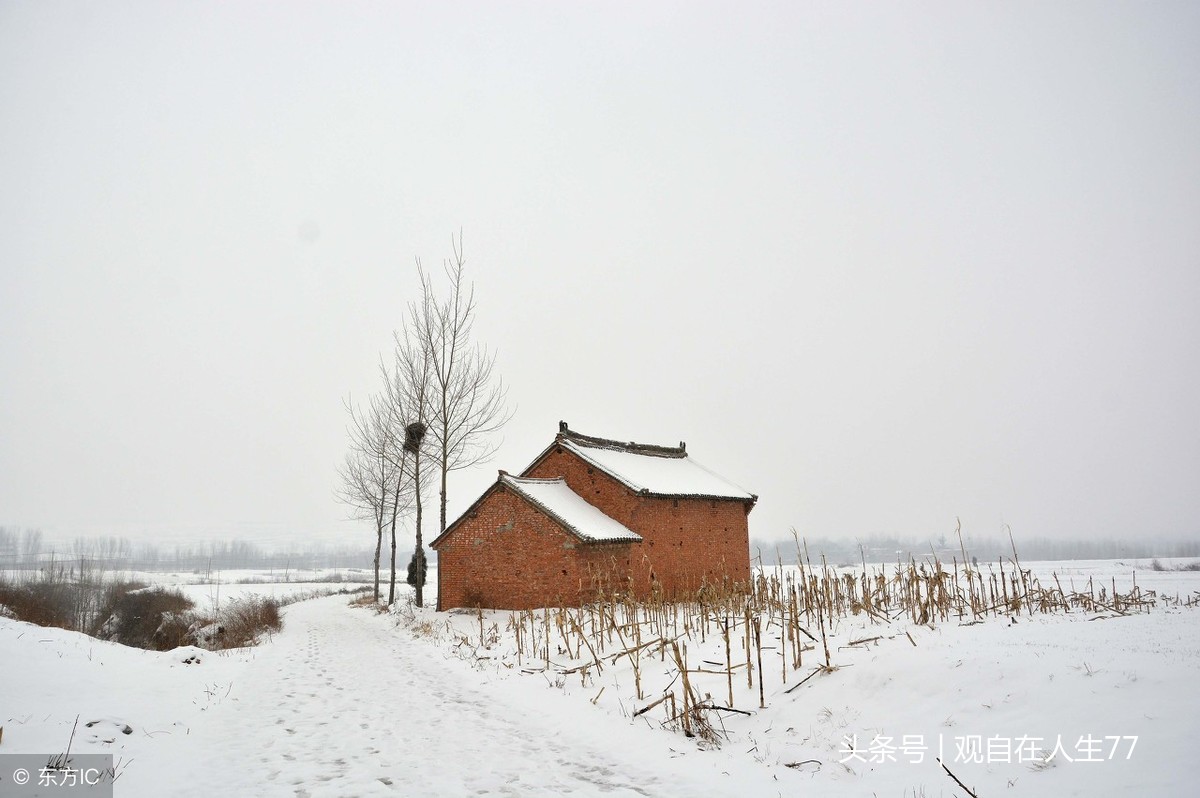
[500,474,643,544]
[550,425,756,502]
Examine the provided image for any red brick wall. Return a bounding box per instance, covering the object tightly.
[433,483,634,610]
[523,446,752,597]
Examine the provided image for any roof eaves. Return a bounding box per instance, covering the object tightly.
[637,490,759,505]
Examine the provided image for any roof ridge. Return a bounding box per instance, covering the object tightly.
[557,421,686,459]
[557,436,757,504]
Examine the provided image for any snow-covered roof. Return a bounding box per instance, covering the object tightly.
[558,435,755,502]
[500,475,643,544]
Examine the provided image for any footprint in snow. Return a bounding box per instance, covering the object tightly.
[83,718,134,745]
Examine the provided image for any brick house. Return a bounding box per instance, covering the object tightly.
[430,422,757,610]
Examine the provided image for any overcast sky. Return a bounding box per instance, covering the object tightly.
[2,2,1197,551]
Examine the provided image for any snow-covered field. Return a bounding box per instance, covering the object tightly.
[2,560,1197,796]
[121,566,373,604]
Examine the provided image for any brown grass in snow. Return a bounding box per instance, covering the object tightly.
[481,530,1184,745]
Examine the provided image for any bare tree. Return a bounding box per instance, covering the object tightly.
[413,232,512,545]
[339,231,508,607]
[374,356,433,606]
[336,391,408,603]
[390,326,435,607]
[336,450,385,601]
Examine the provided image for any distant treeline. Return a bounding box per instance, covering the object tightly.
[7,526,1196,575]
[0,527,378,573]
[752,534,1200,566]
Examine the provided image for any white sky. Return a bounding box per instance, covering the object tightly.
[2,2,1197,550]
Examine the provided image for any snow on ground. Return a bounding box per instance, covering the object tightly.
[120,567,372,606]
[2,594,783,797]
[1,559,1197,796]
[400,560,1200,797]
[169,581,362,613]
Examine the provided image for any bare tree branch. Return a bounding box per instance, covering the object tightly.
[412,232,513,543]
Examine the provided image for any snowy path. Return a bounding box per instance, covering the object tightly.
[129,596,782,797]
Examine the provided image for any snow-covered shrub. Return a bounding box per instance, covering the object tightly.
[154,610,201,650]
[216,594,281,648]
[185,620,226,649]
[92,586,194,649]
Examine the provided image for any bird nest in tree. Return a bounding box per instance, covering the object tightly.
[403,422,427,453]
